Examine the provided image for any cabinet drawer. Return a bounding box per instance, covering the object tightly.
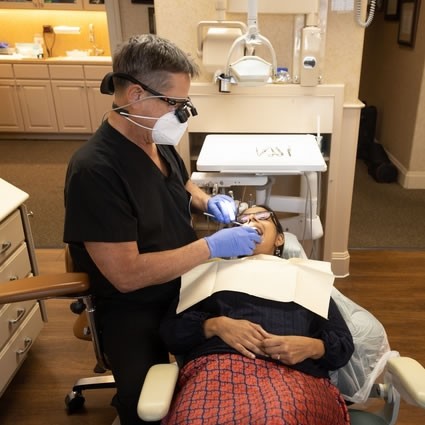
[49,65,84,80]
[84,65,112,80]
[13,64,49,79]
[0,243,31,283]
[0,210,25,265]
[0,304,43,395]
[0,64,14,79]
[0,299,37,351]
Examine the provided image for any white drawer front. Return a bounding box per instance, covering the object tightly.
[49,64,84,80]
[0,299,37,351]
[13,64,50,79]
[0,64,14,79]
[0,243,31,283]
[0,210,25,265]
[84,65,112,80]
[0,303,43,395]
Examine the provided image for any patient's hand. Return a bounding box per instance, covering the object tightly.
[204,317,268,359]
[261,335,325,365]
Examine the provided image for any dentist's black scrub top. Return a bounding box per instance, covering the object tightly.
[63,120,197,314]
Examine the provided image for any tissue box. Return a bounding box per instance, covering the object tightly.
[15,43,43,58]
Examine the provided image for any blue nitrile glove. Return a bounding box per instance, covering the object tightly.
[206,195,237,224]
[204,226,262,258]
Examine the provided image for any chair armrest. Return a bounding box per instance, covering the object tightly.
[0,273,89,304]
[387,356,425,408]
[137,363,179,422]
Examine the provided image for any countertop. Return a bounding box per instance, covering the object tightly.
[0,55,112,65]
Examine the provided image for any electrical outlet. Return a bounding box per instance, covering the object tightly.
[43,25,53,33]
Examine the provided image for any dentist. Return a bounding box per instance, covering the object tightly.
[63,34,260,425]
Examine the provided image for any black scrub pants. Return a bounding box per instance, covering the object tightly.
[100,306,170,425]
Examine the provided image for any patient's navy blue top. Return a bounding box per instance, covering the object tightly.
[63,120,197,313]
[160,290,354,379]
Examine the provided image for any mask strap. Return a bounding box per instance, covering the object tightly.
[122,116,153,131]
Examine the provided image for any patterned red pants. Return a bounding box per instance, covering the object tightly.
[161,353,350,425]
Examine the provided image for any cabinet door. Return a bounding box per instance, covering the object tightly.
[41,0,82,9]
[16,80,58,133]
[83,0,104,10]
[0,80,25,132]
[51,80,92,133]
[0,0,82,9]
[86,81,112,132]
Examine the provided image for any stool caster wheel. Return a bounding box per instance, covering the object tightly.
[65,391,85,413]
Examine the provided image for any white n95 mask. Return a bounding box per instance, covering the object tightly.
[120,110,187,146]
[152,111,188,145]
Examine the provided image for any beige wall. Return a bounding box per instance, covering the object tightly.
[154,0,365,104]
[117,2,152,42]
[360,7,425,183]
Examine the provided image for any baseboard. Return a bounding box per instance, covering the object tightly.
[385,151,425,189]
[373,140,425,189]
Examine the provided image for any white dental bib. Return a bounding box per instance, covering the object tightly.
[178,254,335,319]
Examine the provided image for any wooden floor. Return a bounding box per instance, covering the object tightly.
[0,249,424,425]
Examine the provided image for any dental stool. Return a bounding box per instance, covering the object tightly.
[0,247,117,420]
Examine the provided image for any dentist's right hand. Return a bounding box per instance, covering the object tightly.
[204,226,262,258]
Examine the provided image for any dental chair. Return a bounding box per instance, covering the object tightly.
[137,234,425,425]
[1,240,425,425]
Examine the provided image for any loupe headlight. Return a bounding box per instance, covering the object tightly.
[175,100,198,123]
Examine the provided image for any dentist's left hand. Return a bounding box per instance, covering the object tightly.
[206,194,236,224]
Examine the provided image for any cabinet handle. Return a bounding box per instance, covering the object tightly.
[0,241,12,254]
[16,337,32,356]
[9,275,19,281]
[9,308,26,325]
[27,211,34,218]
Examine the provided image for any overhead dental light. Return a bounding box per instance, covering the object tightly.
[219,0,277,92]
[197,0,247,73]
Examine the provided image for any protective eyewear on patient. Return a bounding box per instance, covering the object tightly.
[237,211,274,224]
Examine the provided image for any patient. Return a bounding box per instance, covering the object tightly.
[160,205,354,425]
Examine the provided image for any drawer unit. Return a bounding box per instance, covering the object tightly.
[0,209,25,264]
[0,242,31,283]
[0,304,43,396]
[0,179,43,397]
[0,299,37,351]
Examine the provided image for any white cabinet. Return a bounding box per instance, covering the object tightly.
[0,179,44,397]
[0,61,111,134]
[51,80,92,133]
[50,65,91,133]
[0,0,84,10]
[84,65,113,131]
[49,63,111,133]
[16,79,58,132]
[0,64,58,133]
[0,79,24,132]
[0,64,24,132]
[0,0,104,9]
[83,0,105,11]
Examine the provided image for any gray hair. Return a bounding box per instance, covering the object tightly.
[112,34,199,93]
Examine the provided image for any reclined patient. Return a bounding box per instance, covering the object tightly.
[159,205,354,425]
